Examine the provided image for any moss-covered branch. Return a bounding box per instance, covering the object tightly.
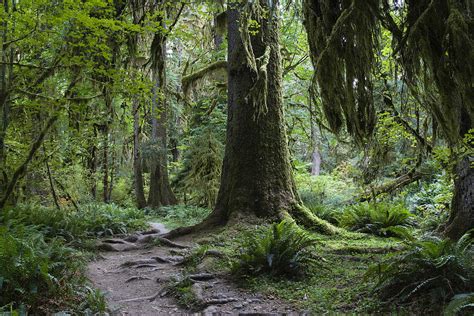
[181,60,227,94]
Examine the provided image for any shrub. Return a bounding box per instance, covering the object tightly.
[367,231,474,305]
[233,220,321,278]
[338,202,414,237]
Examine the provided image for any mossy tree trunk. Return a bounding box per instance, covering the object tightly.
[165,0,336,237]
[444,156,474,239]
[147,20,177,208]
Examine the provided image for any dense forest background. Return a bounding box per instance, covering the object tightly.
[0,0,473,314]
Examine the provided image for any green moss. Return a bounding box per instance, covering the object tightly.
[187,223,407,314]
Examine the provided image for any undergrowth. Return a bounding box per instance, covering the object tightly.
[146,205,211,229]
[232,220,322,278]
[367,230,474,310]
[0,202,147,314]
[2,203,148,242]
[338,202,414,238]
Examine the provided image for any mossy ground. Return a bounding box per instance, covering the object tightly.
[181,223,406,314]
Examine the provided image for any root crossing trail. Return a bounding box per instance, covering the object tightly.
[87,223,302,315]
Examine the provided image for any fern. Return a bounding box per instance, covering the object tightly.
[367,230,474,305]
[233,220,322,278]
[338,202,414,238]
[444,293,474,315]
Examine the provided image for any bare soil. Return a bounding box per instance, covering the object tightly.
[86,223,304,315]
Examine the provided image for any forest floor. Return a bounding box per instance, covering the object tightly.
[86,220,412,315]
[87,222,301,315]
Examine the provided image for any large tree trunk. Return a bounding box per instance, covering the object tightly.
[444,156,474,239]
[147,25,177,208]
[164,0,336,238]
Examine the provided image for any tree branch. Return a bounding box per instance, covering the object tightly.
[0,115,58,209]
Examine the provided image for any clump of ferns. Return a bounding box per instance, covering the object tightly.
[232,220,324,278]
[338,202,415,238]
[444,292,474,316]
[366,230,474,307]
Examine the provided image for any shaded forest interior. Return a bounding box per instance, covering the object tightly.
[0,0,473,315]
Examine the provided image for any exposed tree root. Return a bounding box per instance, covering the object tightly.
[97,226,191,252]
[161,215,224,239]
[190,281,237,309]
[135,264,159,269]
[119,291,162,303]
[137,234,189,249]
[204,298,238,305]
[121,259,158,268]
[152,256,173,264]
[125,276,152,283]
[162,204,338,240]
[281,204,340,235]
[189,273,215,281]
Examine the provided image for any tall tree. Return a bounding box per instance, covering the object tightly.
[147,4,180,207]
[166,0,336,237]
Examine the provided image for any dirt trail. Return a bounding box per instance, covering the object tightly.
[87,223,303,315]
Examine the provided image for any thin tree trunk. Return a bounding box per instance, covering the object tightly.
[89,126,98,199]
[0,0,11,190]
[102,90,112,203]
[43,145,60,210]
[133,96,146,208]
[310,103,321,176]
[102,128,109,203]
[108,137,116,200]
[0,115,58,209]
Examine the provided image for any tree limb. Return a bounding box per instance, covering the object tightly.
[0,115,58,209]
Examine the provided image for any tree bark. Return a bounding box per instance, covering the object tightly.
[133,96,147,209]
[102,93,111,203]
[310,102,321,176]
[444,156,474,240]
[147,21,177,208]
[164,0,336,238]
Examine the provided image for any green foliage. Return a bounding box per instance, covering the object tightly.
[407,177,452,231]
[174,123,225,208]
[233,221,321,278]
[165,276,201,310]
[338,202,414,238]
[367,231,474,305]
[0,225,105,314]
[2,203,148,241]
[444,293,474,316]
[297,172,357,225]
[147,205,211,230]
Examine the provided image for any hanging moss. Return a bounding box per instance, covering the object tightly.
[174,126,224,208]
[400,0,473,143]
[303,0,379,145]
[237,0,274,120]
